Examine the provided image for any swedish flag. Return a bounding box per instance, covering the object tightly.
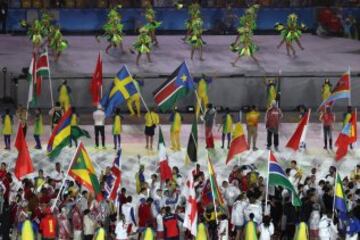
[101,66,138,116]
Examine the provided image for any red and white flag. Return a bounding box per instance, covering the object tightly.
[183,171,198,236]
[158,128,173,182]
[286,109,311,151]
[104,149,122,200]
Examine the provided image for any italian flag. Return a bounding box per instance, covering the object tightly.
[153,62,194,112]
[158,128,173,182]
[226,122,248,164]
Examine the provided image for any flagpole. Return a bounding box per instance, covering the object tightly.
[46,47,54,107]
[265,150,271,215]
[208,153,219,224]
[331,170,337,220]
[100,51,103,99]
[51,142,79,211]
[348,66,351,106]
[184,60,205,116]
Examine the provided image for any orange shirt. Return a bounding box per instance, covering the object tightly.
[40,214,57,239]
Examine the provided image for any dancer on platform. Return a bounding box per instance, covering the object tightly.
[275,13,305,57]
[49,26,68,62]
[321,79,332,101]
[33,108,43,149]
[231,5,259,66]
[169,107,182,151]
[126,77,143,117]
[185,2,201,41]
[144,2,161,46]
[132,26,153,65]
[57,80,71,111]
[194,74,211,119]
[112,108,123,150]
[144,108,160,150]
[99,6,125,54]
[220,108,233,149]
[20,19,43,53]
[187,15,205,61]
[1,108,13,150]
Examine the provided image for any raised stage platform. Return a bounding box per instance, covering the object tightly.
[1,34,360,110]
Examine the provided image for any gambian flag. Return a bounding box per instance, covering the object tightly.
[286,109,311,151]
[226,122,248,164]
[186,118,198,163]
[207,156,225,207]
[35,50,50,96]
[153,62,194,112]
[268,151,302,207]
[47,108,90,159]
[318,69,351,110]
[158,128,173,182]
[69,143,103,201]
[335,109,357,161]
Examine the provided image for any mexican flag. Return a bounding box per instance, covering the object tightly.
[153,62,194,112]
[158,127,173,182]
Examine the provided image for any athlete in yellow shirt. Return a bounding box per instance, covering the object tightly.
[246,106,260,151]
[112,108,123,150]
[144,108,160,150]
[2,109,13,150]
[170,107,182,151]
[221,108,233,149]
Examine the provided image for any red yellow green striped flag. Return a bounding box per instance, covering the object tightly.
[226,121,248,164]
[69,143,103,200]
[207,156,225,207]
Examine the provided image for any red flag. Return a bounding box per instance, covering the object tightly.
[14,124,34,180]
[335,110,357,161]
[286,109,311,151]
[183,171,198,236]
[226,122,248,164]
[158,128,173,182]
[90,53,103,106]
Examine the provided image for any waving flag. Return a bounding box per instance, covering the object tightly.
[207,156,225,207]
[186,118,198,163]
[319,70,351,110]
[286,109,311,151]
[335,109,357,161]
[14,124,34,179]
[27,53,36,105]
[335,173,347,214]
[35,49,50,96]
[90,52,103,106]
[226,122,248,164]
[268,151,301,207]
[104,149,122,200]
[153,62,194,112]
[69,143,103,201]
[183,171,198,236]
[158,128,173,182]
[101,65,138,116]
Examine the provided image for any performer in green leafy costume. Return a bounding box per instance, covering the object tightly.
[275,13,306,57]
[20,19,43,52]
[98,5,125,54]
[49,27,68,62]
[132,25,152,65]
[144,2,161,46]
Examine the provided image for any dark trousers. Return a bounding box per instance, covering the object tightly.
[285,224,296,240]
[84,235,93,240]
[34,135,41,148]
[4,135,10,149]
[221,133,231,148]
[70,136,78,147]
[94,125,105,147]
[113,134,121,149]
[323,126,332,149]
[267,129,279,148]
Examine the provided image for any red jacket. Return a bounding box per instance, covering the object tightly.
[266,107,282,130]
[40,214,57,239]
[163,214,180,238]
[138,202,153,227]
[321,112,334,127]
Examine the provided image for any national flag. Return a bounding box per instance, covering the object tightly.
[268,151,301,207]
[201,179,214,206]
[104,149,122,201]
[90,52,103,106]
[101,65,138,116]
[47,108,90,159]
[27,53,36,105]
[207,156,225,207]
[186,118,198,163]
[226,122,248,164]
[69,143,103,200]
[158,128,173,182]
[183,171,198,236]
[14,124,34,179]
[205,127,214,149]
[153,62,194,112]
[319,70,351,109]
[335,173,347,214]
[335,109,357,161]
[286,109,311,151]
[35,50,50,96]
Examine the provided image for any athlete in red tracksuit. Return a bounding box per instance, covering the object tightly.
[163,207,180,240]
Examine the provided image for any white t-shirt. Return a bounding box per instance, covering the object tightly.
[115,220,128,240]
[93,109,105,126]
[156,214,164,232]
[259,222,274,240]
